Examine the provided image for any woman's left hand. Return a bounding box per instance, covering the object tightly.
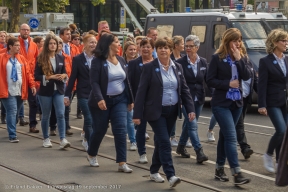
[231,44,241,61]
[128,103,134,111]
[57,74,67,81]
[188,112,196,122]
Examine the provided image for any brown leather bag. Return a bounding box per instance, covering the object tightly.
[276,127,288,186]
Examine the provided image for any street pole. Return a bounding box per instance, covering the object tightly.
[33,0,37,14]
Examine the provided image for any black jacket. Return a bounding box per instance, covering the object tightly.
[170,52,185,62]
[258,54,288,108]
[206,54,250,107]
[34,54,66,96]
[133,59,195,121]
[176,55,209,105]
[128,56,144,99]
[65,53,91,99]
[88,55,134,108]
[244,58,258,105]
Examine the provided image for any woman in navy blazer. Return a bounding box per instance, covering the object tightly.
[206,28,251,185]
[176,35,208,163]
[128,38,154,164]
[87,33,134,173]
[133,38,195,188]
[258,29,288,173]
[34,35,70,149]
[64,34,97,151]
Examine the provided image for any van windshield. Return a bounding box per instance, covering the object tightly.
[266,21,288,32]
[231,21,267,49]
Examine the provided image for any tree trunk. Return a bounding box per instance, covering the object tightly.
[8,0,21,32]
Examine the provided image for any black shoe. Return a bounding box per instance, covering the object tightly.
[1,116,6,124]
[242,148,253,160]
[19,117,29,126]
[176,144,190,158]
[234,172,250,186]
[195,148,208,163]
[77,111,83,119]
[215,168,229,182]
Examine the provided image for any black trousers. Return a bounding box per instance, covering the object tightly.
[235,96,251,153]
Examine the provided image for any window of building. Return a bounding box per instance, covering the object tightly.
[191,26,206,43]
[213,25,226,49]
[157,25,174,38]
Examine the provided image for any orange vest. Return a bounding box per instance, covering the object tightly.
[0,53,35,99]
[18,36,38,77]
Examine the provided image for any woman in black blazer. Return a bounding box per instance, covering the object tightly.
[133,37,195,188]
[34,35,70,149]
[64,34,97,151]
[87,34,134,173]
[206,28,251,185]
[258,29,288,173]
[175,35,208,163]
[128,38,154,164]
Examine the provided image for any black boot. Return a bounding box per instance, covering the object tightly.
[234,172,250,186]
[19,117,29,126]
[1,115,6,124]
[215,167,229,182]
[195,147,208,163]
[176,144,190,158]
[77,110,82,119]
[242,148,254,160]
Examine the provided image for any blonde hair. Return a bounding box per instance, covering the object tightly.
[98,20,108,28]
[266,29,288,54]
[123,41,137,61]
[215,28,247,59]
[172,35,184,49]
[135,36,145,42]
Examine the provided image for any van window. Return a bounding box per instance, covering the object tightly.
[157,25,174,38]
[191,26,206,43]
[214,25,227,49]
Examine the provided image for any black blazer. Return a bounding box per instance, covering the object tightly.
[206,54,250,107]
[176,55,209,105]
[128,56,144,99]
[170,53,185,62]
[35,54,66,96]
[245,58,258,105]
[65,53,91,99]
[258,54,288,108]
[88,55,134,108]
[133,59,195,121]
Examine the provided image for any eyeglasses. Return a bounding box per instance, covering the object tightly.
[279,40,288,43]
[185,45,197,48]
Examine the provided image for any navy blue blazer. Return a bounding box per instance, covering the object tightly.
[244,58,258,105]
[133,59,195,121]
[34,54,66,96]
[170,53,185,62]
[65,53,91,99]
[258,54,288,108]
[88,55,134,108]
[176,55,209,105]
[206,54,250,107]
[128,56,144,99]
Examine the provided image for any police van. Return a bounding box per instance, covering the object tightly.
[144,7,288,102]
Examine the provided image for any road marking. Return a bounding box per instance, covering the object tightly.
[70,126,275,182]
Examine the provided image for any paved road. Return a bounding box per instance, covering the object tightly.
[0,100,287,192]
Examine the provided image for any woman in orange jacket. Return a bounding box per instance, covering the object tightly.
[0,37,36,142]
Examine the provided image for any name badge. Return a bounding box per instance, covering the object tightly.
[59,63,63,66]
[85,62,88,66]
[200,67,206,70]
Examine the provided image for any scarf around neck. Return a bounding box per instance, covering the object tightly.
[226,55,241,101]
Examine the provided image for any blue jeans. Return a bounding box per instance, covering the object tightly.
[1,95,23,139]
[78,98,92,143]
[266,106,288,161]
[88,92,128,163]
[127,110,136,143]
[38,91,66,140]
[18,103,24,118]
[149,104,178,180]
[135,119,147,156]
[209,114,217,130]
[179,101,203,150]
[212,102,242,175]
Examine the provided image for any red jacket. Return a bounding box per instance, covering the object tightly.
[0,52,35,99]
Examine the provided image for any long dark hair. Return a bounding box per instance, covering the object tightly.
[94,33,116,59]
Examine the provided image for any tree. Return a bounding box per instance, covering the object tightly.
[9,0,20,32]
[90,0,106,6]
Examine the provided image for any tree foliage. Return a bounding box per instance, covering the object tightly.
[90,0,106,6]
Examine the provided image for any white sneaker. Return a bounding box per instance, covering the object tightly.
[207,130,215,142]
[87,156,99,167]
[150,173,165,183]
[118,163,133,173]
[139,154,148,164]
[59,138,71,149]
[82,140,88,151]
[263,153,275,173]
[43,138,52,148]
[129,142,137,151]
[80,131,85,140]
[169,176,181,188]
[186,140,192,148]
[170,138,178,147]
[145,133,150,141]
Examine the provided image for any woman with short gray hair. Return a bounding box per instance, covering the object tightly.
[175,35,209,164]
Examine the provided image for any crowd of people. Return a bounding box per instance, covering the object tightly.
[0,21,288,188]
